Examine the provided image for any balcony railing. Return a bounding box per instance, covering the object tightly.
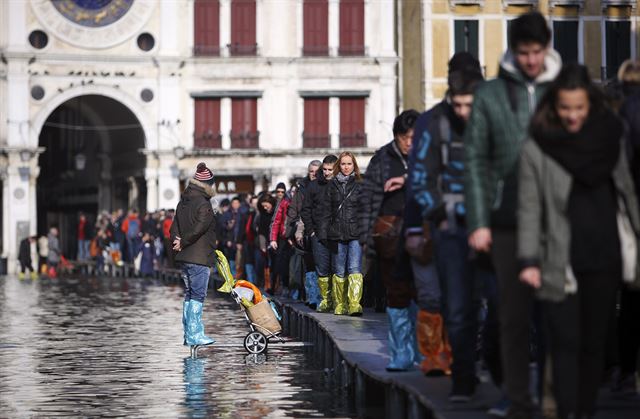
[302,133,331,149]
[194,132,222,149]
[339,132,367,148]
[450,0,484,6]
[230,131,260,149]
[302,45,330,57]
[193,45,221,57]
[601,0,634,5]
[338,45,367,57]
[228,43,258,56]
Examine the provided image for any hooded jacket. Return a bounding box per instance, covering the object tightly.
[170,179,217,267]
[464,49,562,231]
[301,171,330,237]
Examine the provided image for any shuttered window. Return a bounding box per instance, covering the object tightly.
[194,99,222,149]
[339,0,365,56]
[605,20,631,80]
[454,20,479,59]
[230,0,257,56]
[194,0,220,56]
[231,98,259,148]
[303,99,330,148]
[339,97,366,148]
[553,21,579,64]
[303,0,329,56]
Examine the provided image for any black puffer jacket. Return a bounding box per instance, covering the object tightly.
[170,179,217,267]
[301,171,330,237]
[318,175,366,242]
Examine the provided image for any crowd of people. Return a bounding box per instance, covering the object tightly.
[18,11,640,419]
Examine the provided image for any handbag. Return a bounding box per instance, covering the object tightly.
[372,215,403,259]
[617,196,637,284]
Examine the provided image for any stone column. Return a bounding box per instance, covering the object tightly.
[219,0,231,57]
[145,153,160,212]
[328,0,339,57]
[158,155,181,210]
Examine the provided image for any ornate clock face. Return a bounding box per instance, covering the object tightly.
[31,0,154,49]
[51,0,134,28]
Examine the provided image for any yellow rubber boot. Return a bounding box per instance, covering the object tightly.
[18,272,25,280]
[347,273,364,316]
[30,271,38,280]
[332,275,348,315]
[317,276,332,313]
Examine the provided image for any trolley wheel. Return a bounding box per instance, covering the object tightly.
[244,331,268,354]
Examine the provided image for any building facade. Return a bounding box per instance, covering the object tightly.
[0,0,398,269]
[400,0,640,110]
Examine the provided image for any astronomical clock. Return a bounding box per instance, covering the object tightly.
[31,0,154,49]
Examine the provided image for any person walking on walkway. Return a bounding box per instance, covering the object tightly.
[269,183,292,295]
[362,109,422,371]
[18,236,37,279]
[410,55,489,400]
[464,12,561,418]
[518,63,640,419]
[121,209,141,263]
[302,155,338,312]
[319,152,366,316]
[171,162,217,349]
[47,227,61,277]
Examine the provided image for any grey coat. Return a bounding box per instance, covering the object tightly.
[517,139,640,302]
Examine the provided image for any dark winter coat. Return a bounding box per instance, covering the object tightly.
[18,238,32,265]
[621,92,640,196]
[362,140,410,255]
[137,240,156,276]
[318,175,366,243]
[170,179,217,267]
[301,172,330,237]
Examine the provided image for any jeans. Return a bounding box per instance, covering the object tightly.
[330,240,361,277]
[181,263,211,303]
[77,239,90,261]
[412,260,441,313]
[433,226,482,383]
[245,263,256,284]
[126,237,139,262]
[312,236,331,277]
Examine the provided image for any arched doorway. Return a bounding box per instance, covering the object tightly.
[37,95,146,258]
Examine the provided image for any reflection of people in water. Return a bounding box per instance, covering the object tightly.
[183,357,211,416]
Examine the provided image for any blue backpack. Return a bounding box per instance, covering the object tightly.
[127,219,140,239]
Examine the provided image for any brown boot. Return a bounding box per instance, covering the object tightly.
[416,310,452,376]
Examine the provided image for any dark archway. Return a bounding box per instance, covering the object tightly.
[38,95,146,258]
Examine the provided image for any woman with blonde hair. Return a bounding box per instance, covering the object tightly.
[318,151,366,315]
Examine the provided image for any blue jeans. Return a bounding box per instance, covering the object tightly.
[181,263,211,303]
[126,237,139,262]
[312,236,331,277]
[330,240,362,277]
[245,264,256,284]
[77,239,90,261]
[412,260,441,313]
[433,226,482,382]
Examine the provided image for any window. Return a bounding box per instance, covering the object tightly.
[194,99,222,149]
[230,0,257,56]
[553,20,579,64]
[303,0,329,56]
[339,0,365,56]
[194,0,220,56]
[231,98,259,148]
[339,98,366,148]
[454,20,479,59]
[303,99,330,148]
[605,20,631,80]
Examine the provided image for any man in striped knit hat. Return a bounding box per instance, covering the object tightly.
[170,162,218,350]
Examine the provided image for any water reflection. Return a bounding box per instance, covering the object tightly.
[0,275,354,418]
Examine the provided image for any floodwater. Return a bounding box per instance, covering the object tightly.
[0,275,355,418]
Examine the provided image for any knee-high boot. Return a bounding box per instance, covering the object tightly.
[416,310,452,375]
[333,275,348,315]
[386,305,421,371]
[347,273,364,316]
[317,276,332,312]
[305,271,321,308]
[186,300,215,347]
[183,300,190,346]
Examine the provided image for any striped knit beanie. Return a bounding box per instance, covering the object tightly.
[194,162,215,185]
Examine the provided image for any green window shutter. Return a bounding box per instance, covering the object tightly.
[454,20,479,59]
[553,21,579,63]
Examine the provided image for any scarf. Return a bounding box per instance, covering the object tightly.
[336,172,354,184]
[532,108,623,187]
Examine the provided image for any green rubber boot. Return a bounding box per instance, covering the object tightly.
[333,275,348,315]
[317,276,332,312]
[347,273,364,316]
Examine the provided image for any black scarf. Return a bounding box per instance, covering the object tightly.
[532,109,623,186]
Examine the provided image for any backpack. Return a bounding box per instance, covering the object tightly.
[127,219,140,239]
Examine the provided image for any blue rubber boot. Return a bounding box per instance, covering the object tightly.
[186,300,215,347]
[182,300,190,346]
[408,303,424,365]
[386,306,418,371]
[305,271,321,307]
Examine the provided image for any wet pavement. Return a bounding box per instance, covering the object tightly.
[0,275,355,418]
